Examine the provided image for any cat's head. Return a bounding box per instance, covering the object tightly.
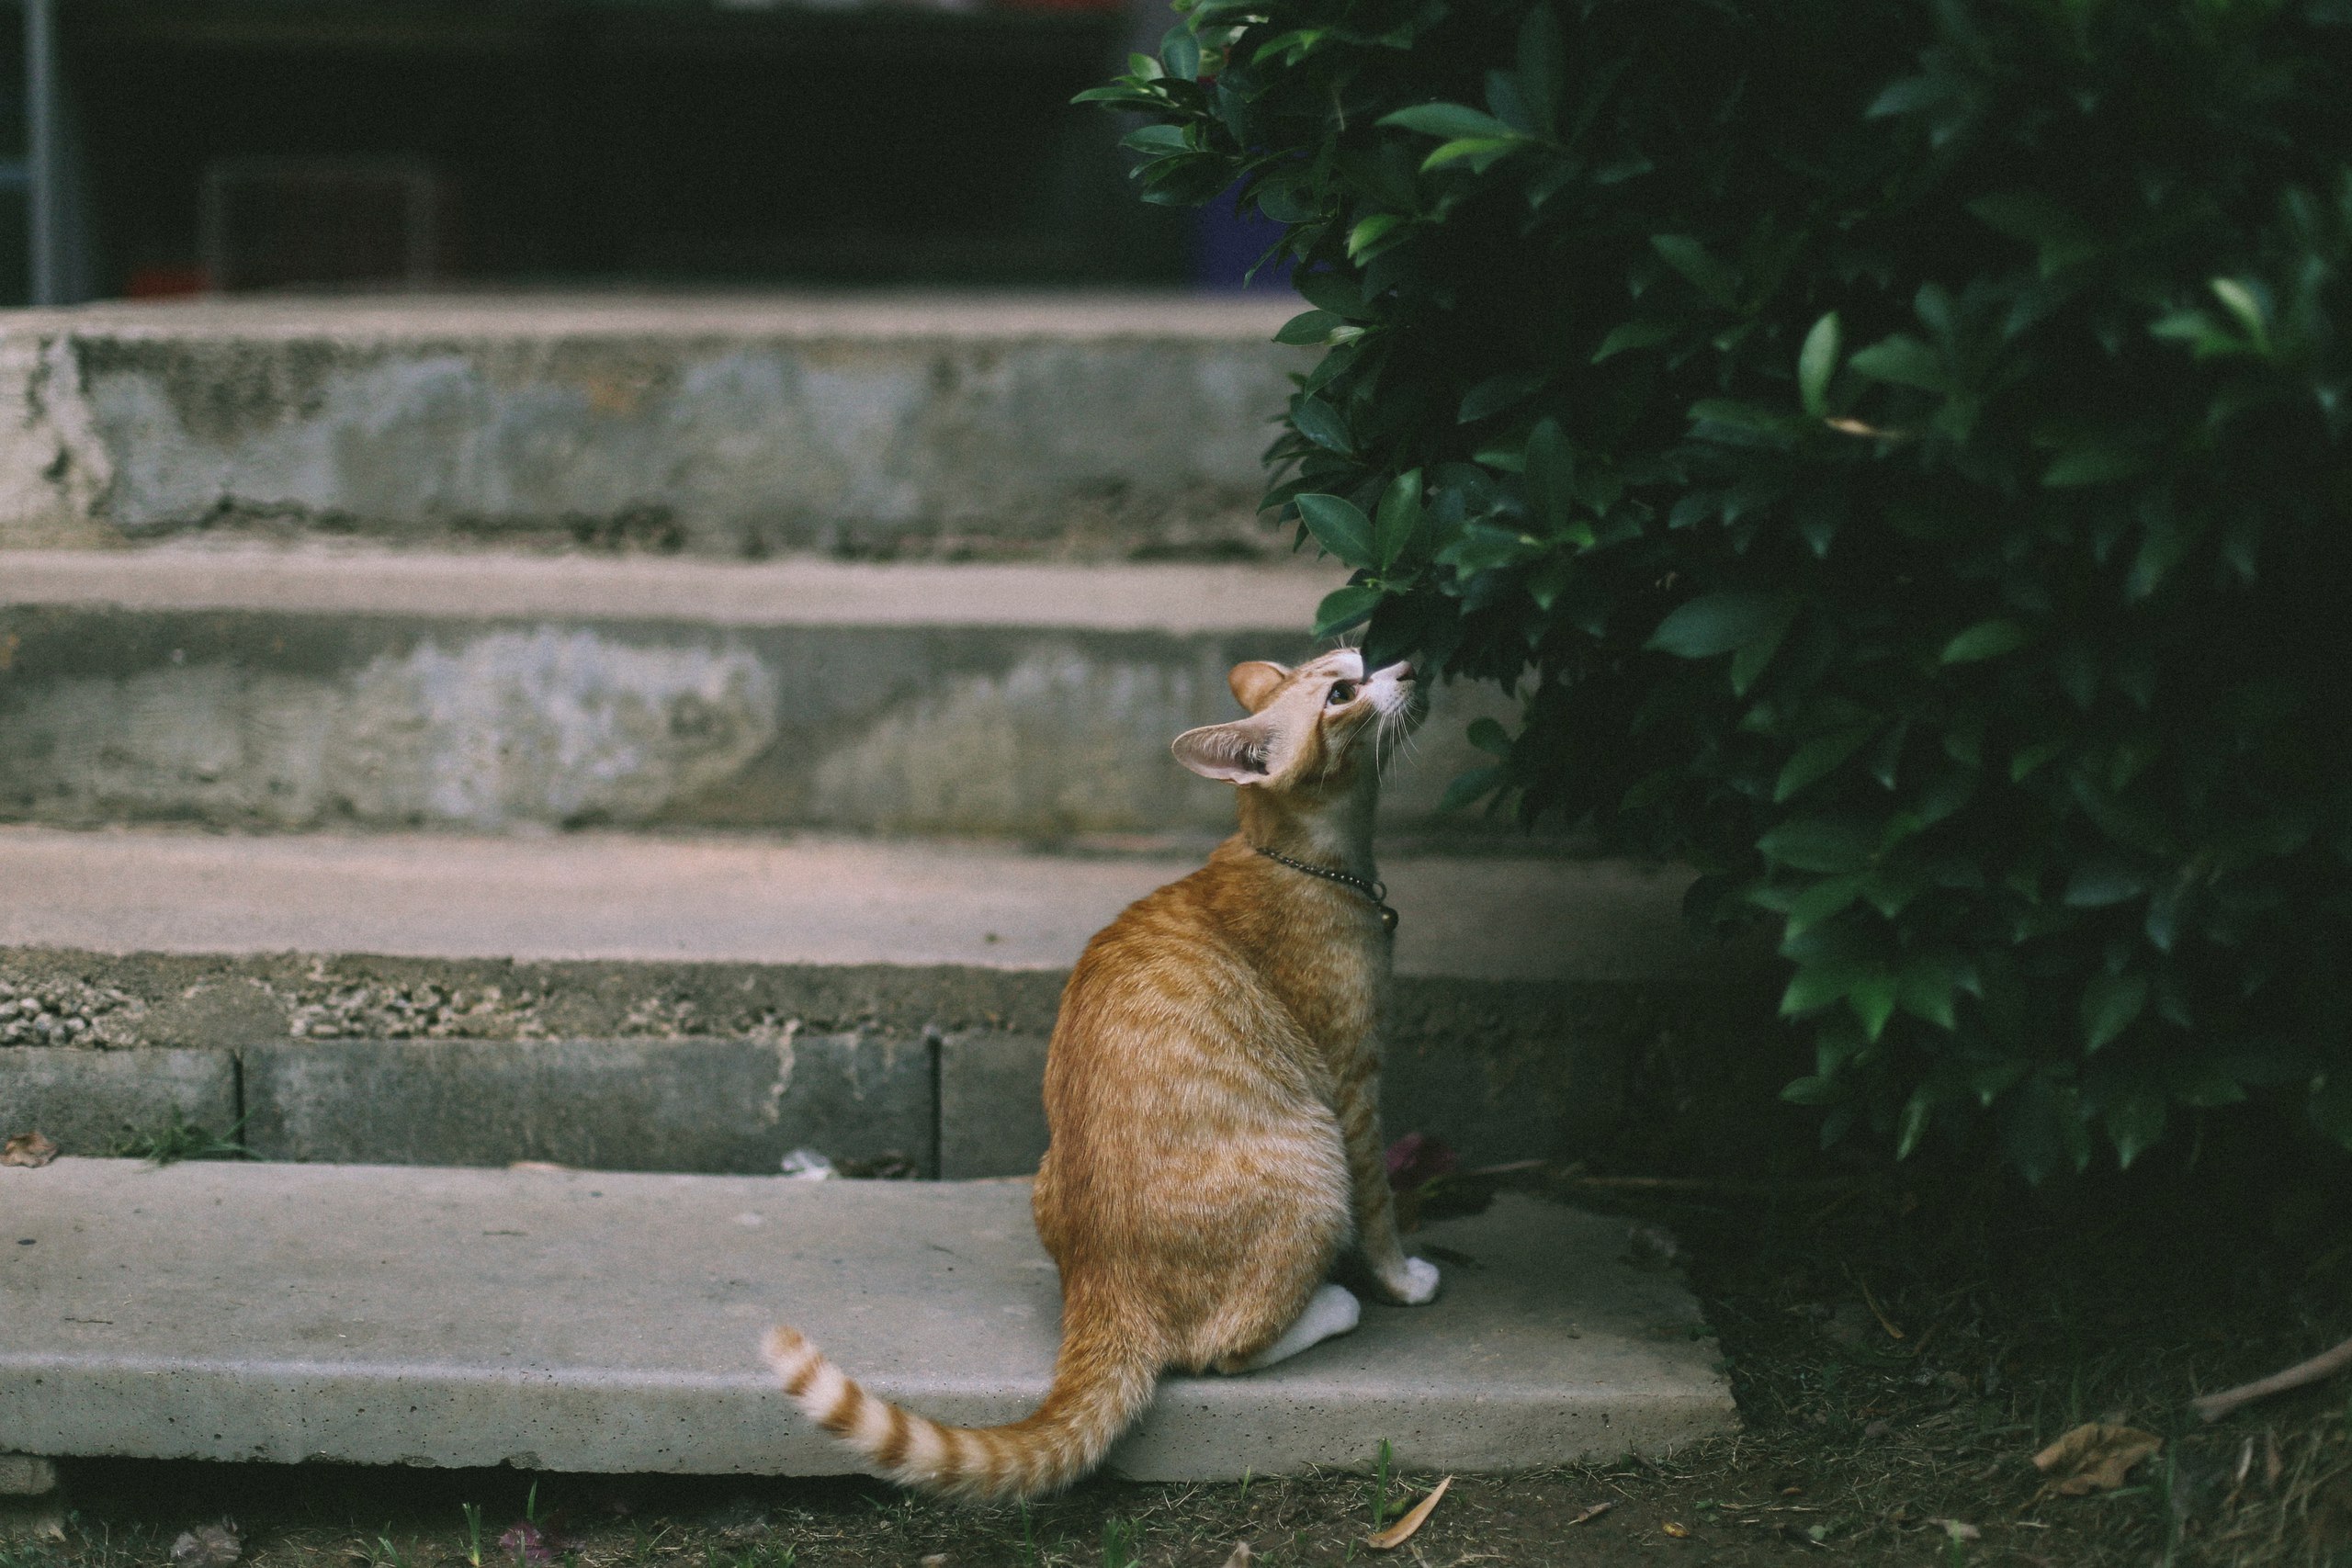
[1170,649,1421,793]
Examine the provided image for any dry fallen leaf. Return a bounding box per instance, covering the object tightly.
[1220,1544,1254,1568]
[2,1132,58,1168]
[2032,1422,2163,1495]
[1567,1502,1613,1526]
[918,1555,952,1568]
[1365,1475,1451,1551]
[169,1521,242,1568]
[1662,1521,1691,1539]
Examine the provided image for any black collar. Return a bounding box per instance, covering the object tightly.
[1251,844,1398,933]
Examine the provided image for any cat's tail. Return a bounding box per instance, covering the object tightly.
[762,1295,1158,1502]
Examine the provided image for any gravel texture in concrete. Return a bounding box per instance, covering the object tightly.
[0,827,1732,984]
[0,1159,1735,1478]
[0,294,1306,558]
[3,946,1773,1177]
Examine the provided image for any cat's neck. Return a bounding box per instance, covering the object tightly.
[1235,768,1380,883]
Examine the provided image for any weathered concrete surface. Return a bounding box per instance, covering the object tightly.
[0,1161,1735,1476]
[936,1030,1055,1179]
[0,826,1747,984]
[0,295,1307,558]
[0,549,1532,837]
[0,946,1766,1170]
[936,1010,1623,1179]
[0,1456,56,1496]
[0,1046,237,1154]
[0,546,1335,629]
[240,1033,933,1175]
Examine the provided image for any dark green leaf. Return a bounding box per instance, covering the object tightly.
[1313,583,1383,638]
[1940,620,2030,664]
[1420,136,1529,174]
[1647,592,1796,659]
[1378,102,1521,141]
[1781,1075,1846,1106]
[2064,859,2145,908]
[1775,724,1874,803]
[1373,468,1422,569]
[1848,335,1948,392]
[1273,310,1343,346]
[1159,24,1203,82]
[1758,818,1877,874]
[1895,1086,1937,1159]
[2043,445,2149,488]
[1347,214,1409,260]
[2105,1089,2168,1169]
[2079,972,2148,1053]
[1896,949,1964,1031]
[1295,493,1374,568]
[1849,967,1900,1041]
[1798,311,1841,419]
[1291,399,1354,455]
[1593,319,1678,362]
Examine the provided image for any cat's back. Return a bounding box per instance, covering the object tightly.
[1056,852,1266,1036]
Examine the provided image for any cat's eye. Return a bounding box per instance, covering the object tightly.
[1327,681,1359,705]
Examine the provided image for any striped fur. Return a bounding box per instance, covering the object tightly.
[762,1300,1155,1501]
[763,651,1438,1500]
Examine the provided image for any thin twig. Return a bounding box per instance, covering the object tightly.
[2193,1333,2352,1422]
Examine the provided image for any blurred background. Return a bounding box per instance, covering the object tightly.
[1,0,1286,305]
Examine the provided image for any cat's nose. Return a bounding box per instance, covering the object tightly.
[1389,661,1417,682]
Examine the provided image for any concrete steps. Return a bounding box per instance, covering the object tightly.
[0,294,1305,559]
[0,825,1767,1177]
[0,545,1521,840]
[0,1160,1736,1478]
[0,293,1756,1483]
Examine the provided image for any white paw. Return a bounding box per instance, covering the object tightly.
[1385,1256,1441,1305]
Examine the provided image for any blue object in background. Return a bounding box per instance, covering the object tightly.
[1193,185,1293,290]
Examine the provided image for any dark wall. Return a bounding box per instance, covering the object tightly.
[64,0,1186,294]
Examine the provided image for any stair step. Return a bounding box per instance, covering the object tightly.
[0,293,1304,558]
[0,1159,1735,1479]
[0,829,1770,1175]
[0,825,1710,982]
[0,547,1525,838]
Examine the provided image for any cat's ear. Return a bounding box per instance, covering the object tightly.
[1172,719,1275,783]
[1227,660,1291,713]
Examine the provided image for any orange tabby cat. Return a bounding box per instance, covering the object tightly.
[764,649,1437,1500]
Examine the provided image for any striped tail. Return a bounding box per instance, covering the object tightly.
[762,1298,1158,1502]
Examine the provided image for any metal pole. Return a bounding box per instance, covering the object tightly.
[26,0,60,306]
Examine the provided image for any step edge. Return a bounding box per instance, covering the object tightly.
[0,548,1334,632]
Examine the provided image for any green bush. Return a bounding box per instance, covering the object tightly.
[1088,0,2352,1178]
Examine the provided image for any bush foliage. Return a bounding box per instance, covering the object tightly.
[1087,0,2352,1177]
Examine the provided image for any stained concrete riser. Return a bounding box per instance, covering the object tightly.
[0,605,1515,836]
[0,301,1310,558]
[0,976,1767,1177]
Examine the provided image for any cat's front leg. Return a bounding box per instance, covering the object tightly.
[1335,1053,1441,1305]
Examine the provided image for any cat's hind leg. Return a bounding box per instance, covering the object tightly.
[1232,1283,1362,1371]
